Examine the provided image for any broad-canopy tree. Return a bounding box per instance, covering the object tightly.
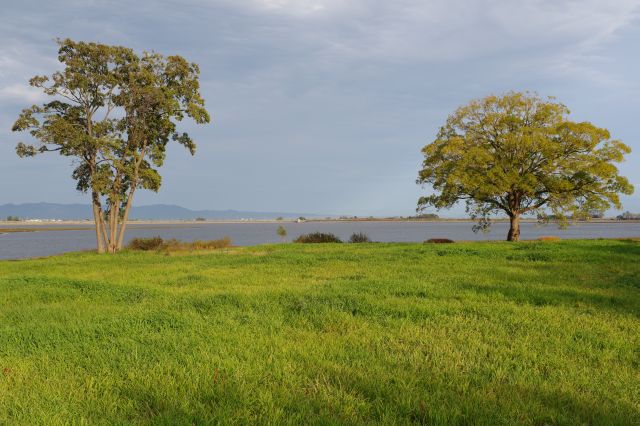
[417,92,633,241]
[12,39,210,252]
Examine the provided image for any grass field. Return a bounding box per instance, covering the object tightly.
[0,240,639,424]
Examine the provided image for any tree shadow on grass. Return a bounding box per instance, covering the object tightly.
[116,371,640,424]
[407,383,639,425]
[571,238,640,259]
[307,361,639,424]
[458,276,640,319]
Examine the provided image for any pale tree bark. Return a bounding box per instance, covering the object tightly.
[99,210,108,252]
[87,112,109,254]
[106,201,123,254]
[116,147,146,250]
[91,192,105,253]
[116,187,136,250]
[102,167,126,253]
[107,197,119,253]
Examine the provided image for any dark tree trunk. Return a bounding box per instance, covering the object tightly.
[507,214,521,242]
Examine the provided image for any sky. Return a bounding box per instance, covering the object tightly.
[1,0,639,217]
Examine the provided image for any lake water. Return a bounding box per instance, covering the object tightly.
[1,221,639,260]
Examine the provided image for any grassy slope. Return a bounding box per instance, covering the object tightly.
[0,240,639,425]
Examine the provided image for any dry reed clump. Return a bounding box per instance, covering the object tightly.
[425,238,455,244]
[127,236,232,251]
[127,236,165,251]
[538,236,561,242]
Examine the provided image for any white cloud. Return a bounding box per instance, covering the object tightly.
[250,0,353,16]
[193,0,640,90]
[0,0,639,212]
[0,83,44,104]
[389,0,636,60]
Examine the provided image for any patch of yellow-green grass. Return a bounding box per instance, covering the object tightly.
[0,240,639,424]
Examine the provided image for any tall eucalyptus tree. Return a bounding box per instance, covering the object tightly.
[12,39,210,252]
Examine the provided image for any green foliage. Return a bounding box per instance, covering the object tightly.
[5,216,20,222]
[413,213,439,220]
[11,39,210,252]
[294,232,342,243]
[0,240,639,423]
[348,232,371,243]
[417,92,634,241]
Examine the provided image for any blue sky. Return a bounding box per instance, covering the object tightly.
[1,0,639,217]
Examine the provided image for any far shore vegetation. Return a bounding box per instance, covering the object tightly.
[2,213,640,227]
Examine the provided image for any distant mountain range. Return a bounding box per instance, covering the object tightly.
[0,203,321,220]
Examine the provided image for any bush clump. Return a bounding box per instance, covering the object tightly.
[166,237,232,250]
[294,232,342,243]
[538,236,561,241]
[127,236,165,251]
[349,232,371,243]
[425,238,455,244]
[127,236,232,251]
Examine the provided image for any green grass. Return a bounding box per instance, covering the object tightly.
[1,240,639,424]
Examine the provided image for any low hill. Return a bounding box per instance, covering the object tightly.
[0,202,319,220]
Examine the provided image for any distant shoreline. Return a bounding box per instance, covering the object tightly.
[1,218,639,229]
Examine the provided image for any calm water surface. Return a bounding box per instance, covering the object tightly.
[1,221,640,260]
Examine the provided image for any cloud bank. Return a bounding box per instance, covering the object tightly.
[1,0,639,215]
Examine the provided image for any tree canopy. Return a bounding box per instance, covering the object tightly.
[417,92,634,241]
[12,39,210,252]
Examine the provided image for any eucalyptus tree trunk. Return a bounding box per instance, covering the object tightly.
[116,188,136,250]
[115,147,145,251]
[107,216,118,253]
[507,214,521,242]
[91,192,106,253]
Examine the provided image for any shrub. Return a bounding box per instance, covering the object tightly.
[425,238,454,244]
[164,237,232,251]
[294,232,342,243]
[127,236,232,251]
[349,232,371,243]
[413,213,439,220]
[127,236,165,251]
[191,237,232,250]
[277,225,287,242]
[538,236,561,241]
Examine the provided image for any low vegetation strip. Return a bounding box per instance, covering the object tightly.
[0,240,639,424]
[127,236,232,252]
[0,227,93,233]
